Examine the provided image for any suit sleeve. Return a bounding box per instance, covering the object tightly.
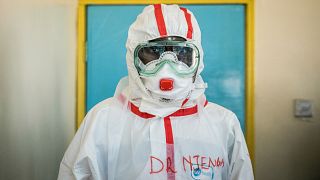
[57,108,108,180]
[227,113,254,180]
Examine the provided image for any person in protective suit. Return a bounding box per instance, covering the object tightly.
[58,4,254,180]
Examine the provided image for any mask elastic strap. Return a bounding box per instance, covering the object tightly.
[181,98,189,107]
[194,82,208,89]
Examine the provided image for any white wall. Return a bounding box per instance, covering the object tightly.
[255,0,320,179]
[0,0,77,179]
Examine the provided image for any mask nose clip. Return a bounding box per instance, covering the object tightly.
[160,78,174,91]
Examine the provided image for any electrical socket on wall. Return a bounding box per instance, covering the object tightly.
[294,99,313,118]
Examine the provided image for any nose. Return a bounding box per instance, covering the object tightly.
[159,78,174,91]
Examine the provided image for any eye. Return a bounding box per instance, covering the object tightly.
[175,47,193,67]
[181,48,187,54]
[144,47,159,54]
[138,47,162,64]
[175,47,187,55]
[149,47,159,53]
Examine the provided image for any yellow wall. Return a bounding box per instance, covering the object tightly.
[255,0,320,179]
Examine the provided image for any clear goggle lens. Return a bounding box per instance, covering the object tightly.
[134,41,200,77]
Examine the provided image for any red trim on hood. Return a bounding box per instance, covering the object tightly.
[129,100,208,119]
[180,7,193,39]
[170,105,197,117]
[129,102,156,119]
[154,4,167,36]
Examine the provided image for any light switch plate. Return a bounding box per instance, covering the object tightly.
[294,99,313,118]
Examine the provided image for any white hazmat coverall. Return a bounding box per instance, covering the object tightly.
[58,4,254,180]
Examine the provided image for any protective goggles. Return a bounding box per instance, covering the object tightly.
[134,40,200,77]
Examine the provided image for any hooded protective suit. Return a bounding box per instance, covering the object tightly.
[58,4,254,180]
